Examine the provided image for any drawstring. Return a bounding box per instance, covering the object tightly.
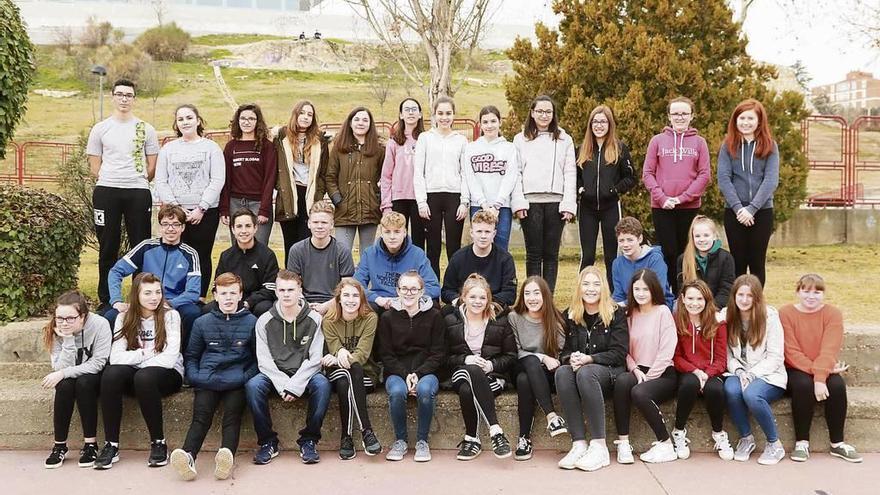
[692,323,714,365]
[741,141,756,173]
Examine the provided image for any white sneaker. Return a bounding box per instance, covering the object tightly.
[713,431,734,461]
[214,447,234,480]
[575,443,610,472]
[757,441,785,465]
[170,449,197,481]
[614,439,634,464]
[639,441,678,464]
[557,443,587,470]
[671,429,690,459]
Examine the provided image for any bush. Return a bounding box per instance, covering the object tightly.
[57,134,98,250]
[79,16,114,49]
[136,22,191,62]
[0,185,86,322]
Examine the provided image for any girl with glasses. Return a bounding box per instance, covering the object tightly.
[381,98,427,250]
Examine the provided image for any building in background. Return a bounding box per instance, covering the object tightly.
[811,71,880,113]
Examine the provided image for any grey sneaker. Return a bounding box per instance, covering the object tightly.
[385,440,407,461]
[790,442,810,462]
[414,440,431,462]
[757,441,785,465]
[830,443,863,463]
[733,435,756,462]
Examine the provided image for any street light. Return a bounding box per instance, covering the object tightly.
[90,65,107,120]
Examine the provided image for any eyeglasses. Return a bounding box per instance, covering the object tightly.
[113,92,135,100]
[533,109,553,116]
[669,112,692,119]
[397,286,422,295]
[239,116,258,123]
[591,119,609,125]
[54,316,81,324]
[160,222,184,229]
[402,107,421,114]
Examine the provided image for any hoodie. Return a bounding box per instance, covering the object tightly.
[214,240,279,310]
[354,237,441,304]
[185,307,258,391]
[50,313,112,379]
[717,140,779,215]
[378,297,446,379]
[255,300,324,397]
[576,140,637,211]
[642,127,711,209]
[461,136,528,211]
[673,320,728,378]
[322,312,380,383]
[413,128,469,209]
[513,129,577,215]
[380,134,418,211]
[110,309,184,376]
[108,238,201,309]
[611,245,675,309]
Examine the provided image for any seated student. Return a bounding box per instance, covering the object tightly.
[781,274,862,463]
[210,209,279,317]
[244,270,329,465]
[287,200,356,316]
[445,274,516,461]
[355,211,440,312]
[675,215,735,308]
[105,205,202,346]
[378,271,445,462]
[170,273,258,481]
[95,272,184,470]
[611,216,674,309]
[320,278,382,460]
[41,290,111,469]
[722,274,787,465]
[441,210,518,308]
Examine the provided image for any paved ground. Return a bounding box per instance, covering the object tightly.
[3,451,875,494]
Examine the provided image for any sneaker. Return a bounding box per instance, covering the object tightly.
[790,441,810,462]
[300,440,320,464]
[44,444,68,469]
[253,440,279,465]
[339,436,356,460]
[456,438,482,461]
[557,443,587,469]
[490,432,512,459]
[547,415,568,437]
[514,436,533,461]
[575,443,611,472]
[414,440,432,462]
[78,443,98,468]
[148,440,168,467]
[170,449,197,481]
[712,431,734,461]
[733,435,756,462]
[214,447,234,480]
[93,442,120,470]
[829,443,863,463]
[614,439,634,464]
[386,440,408,461]
[362,429,382,456]
[671,429,691,460]
[639,441,678,463]
[757,441,785,465]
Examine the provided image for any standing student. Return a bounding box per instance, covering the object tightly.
[461,105,528,250]
[413,96,469,278]
[445,274,516,461]
[94,273,184,470]
[722,274,787,465]
[170,273,258,481]
[718,99,780,286]
[513,95,577,291]
[611,217,674,309]
[613,269,678,464]
[220,103,277,247]
[87,78,159,312]
[326,106,385,252]
[155,104,225,299]
[320,278,382,460]
[672,280,733,461]
[274,100,331,265]
[381,98,427,250]
[642,96,711,292]
[554,266,628,471]
[577,104,636,285]
[781,274,862,463]
[675,215,736,308]
[42,291,112,469]
[508,276,567,461]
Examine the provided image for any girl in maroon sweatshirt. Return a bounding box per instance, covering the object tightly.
[672,280,732,461]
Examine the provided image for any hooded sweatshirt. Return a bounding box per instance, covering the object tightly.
[378,296,445,379]
[611,245,675,308]
[673,320,728,378]
[354,237,441,304]
[322,312,380,383]
[461,136,528,211]
[513,128,577,215]
[380,134,418,210]
[214,240,279,310]
[50,313,112,379]
[255,300,324,397]
[642,127,711,209]
[110,309,184,376]
[717,139,780,215]
[413,128,468,209]
[576,140,637,211]
[185,307,258,391]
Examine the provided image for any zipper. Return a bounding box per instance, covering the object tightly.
[596,144,602,210]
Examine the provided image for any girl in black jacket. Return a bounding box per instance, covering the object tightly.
[555,266,629,472]
[675,215,735,307]
[444,274,516,461]
[576,105,636,284]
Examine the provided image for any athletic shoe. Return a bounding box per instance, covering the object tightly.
[93,442,119,470]
[547,415,568,437]
[575,443,611,472]
[170,449,197,481]
[362,429,382,456]
[557,443,587,469]
[712,431,734,461]
[733,435,756,462]
[300,440,320,464]
[414,440,432,462]
[514,436,533,461]
[386,440,407,461]
[671,429,691,459]
[639,441,678,463]
[456,439,482,461]
[253,440,279,465]
[490,432,512,459]
[757,441,785,465]
[148,440,168,467]
[830,443,863,463]
[214,447,234,480]
[339,436,356,460]
[790,441,810,462]
[44,444,68,469]
[78,443,99,468]
[614,439,634,464]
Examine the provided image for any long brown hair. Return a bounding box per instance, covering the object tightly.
[523,95,560,141]
[680,215,720,286]
[230,103,270,151]
[392,98,424,146]
[568,266,617,327]
[724,98,774,159]
[115,272,169,352]
[324,277,374,323]
[43,290,90,351]
[675,280,720,341]
[334,106,380,157]
[578,104,620,166]
[513,276,565,357]
[626,269,666,317]
[726,274,767,349]
[286,100,322,160]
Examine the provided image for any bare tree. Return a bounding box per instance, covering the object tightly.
[52,26,75,55]
[365,50,395,110]
[139,60,170,122]
[151,0,168,26]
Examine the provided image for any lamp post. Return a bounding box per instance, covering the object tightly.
[90,65,107,120]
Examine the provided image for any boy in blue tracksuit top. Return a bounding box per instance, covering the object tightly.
[611,216,675,309]
[170,272,258,481]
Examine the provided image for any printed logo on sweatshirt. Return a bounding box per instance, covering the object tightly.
[300,335,311,345]
[659,146,699,159]
[377,271,401,288]
[251,264,259,269]
[470,153,508,175]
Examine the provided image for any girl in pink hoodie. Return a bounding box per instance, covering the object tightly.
[380,98,426,250]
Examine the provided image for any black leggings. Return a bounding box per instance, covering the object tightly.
[674,373,726,432]
[452,365,502,437]
[93,186,152,305]
[555,364,622,441]
[181,388,246,459]
[100,365,182,443]
[578,203,621,288]
[613,366,677,441]
[515,356,556,437]
[425,192,464,279]
[392,199,427,251]
[181,207,220,297]
[724,208,773,287]
[521,202,565,291]
[787,368,847,443]
[651,208,699,293]
[279,185,311,266]
[54,374,102,442]
[327,364,375,436]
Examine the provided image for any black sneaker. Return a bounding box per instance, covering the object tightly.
[514,436,533,461]
[456,439,482,461]
[490,432,512,459]
[547,415,568,437]
[339,436,356,460]
[148,440,168,467]
[44,444,68,469]
[93,443,119,470]
[362,429,382,456]
[78,443,98,468]
[253,440,279,465]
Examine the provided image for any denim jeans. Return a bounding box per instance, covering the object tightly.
[470,206,513,252]
[724,375,785,442]
[385,374,439,443]
[245,372,331,446]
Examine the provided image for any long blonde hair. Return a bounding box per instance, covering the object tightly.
[568,266,617,327]
[681,215,720,285]
[458,274,499,320]
[577,104,620,166]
